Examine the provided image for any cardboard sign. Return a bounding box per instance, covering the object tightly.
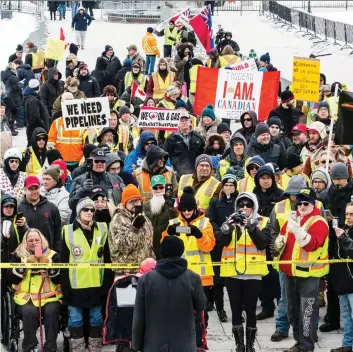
[62,97,110,131]
[229,58,258,73]
[292,57,320,102]
[137,107,181,131]
[45,38,65,61]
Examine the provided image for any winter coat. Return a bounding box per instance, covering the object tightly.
[143,200,179,259]
[109,203,155,274]
[16,64,35,89]
[196,117,221,140]
[217,38,240,54]
[48,1,58,11]
[17,195,62,253]
[1,68,22,107]
[272,133,292,152]
[132,257,206,352]
[0,164,26,202]
[174,50,191,83]
[115,65,131,93]
[91,57,115,94]
[8,53,21,63]
[287,143,304,157]
[52,89,85,116]
[234,110,258,144]
[40,68,65,113]
[72,11,92,31]
[78,73,101,98]
[100,52,122,80]
[40,185,71,225]
[127,52,146,74]
[0,119,12,162]
[269,105,300,136]
[23,87,50,143]
[331,225,353,295]
[204,133,226,157]
[163,130,205,177]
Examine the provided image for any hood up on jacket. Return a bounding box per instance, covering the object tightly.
[23,86,38,96]
[310,167,332,191]
[240,110,257,129]
[229,132,247,154]
[145,144,169,171]
[254,165,278,192]
[244,155,265,178]
[205,133,226,155]
[1,194,17,218]
[48,67,62,82]
[221,45,235,55]
[95,56,109,71]
[138,131,157,152]
[235,192,260,220]
[155,257,188,278]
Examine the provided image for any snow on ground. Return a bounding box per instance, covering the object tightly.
[311,7,353,25]
[0,12,37,69]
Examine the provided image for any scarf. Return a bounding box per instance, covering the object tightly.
[4,160,20,188]
[76,218,93,231]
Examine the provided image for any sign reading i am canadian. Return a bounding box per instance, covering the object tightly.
[62,97,110,130]
[194,67,280,121]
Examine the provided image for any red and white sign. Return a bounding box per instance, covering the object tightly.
[131,82,147,101]
[229,58,258,73]
[137,107,181,131]
[194,67,280,121]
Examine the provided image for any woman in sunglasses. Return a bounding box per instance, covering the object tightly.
[273,187,329,352]
[60,197,110,352]
[220,192,271,351]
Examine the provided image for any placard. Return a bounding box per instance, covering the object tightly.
[45,38,65,61]
[229,58,258,73]
[137,107,181,131]
[62,97,110,131]
[292,56,320,102]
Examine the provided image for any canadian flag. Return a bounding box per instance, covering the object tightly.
[60,27,69,49]
[194,67,280,122]
[131,81,147,101]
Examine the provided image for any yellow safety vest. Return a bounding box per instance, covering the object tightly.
[237,176,255,193]
[279,172,310,191]
[24,147,48,176]
[220,217,269,277]
[169,217,214,277]
[189,65,202,94]
[177,174,220,211]
[273,215,329,278]
[218,160,230,180]
[124,72,147,90]
[14,249,62,307]
[325,96,338,119]
[63,222,107,289]
[159,98,175,109]
[165,26,177,46]
[28,49,45,70]
[219,55,241,68]
[152,72,175,100]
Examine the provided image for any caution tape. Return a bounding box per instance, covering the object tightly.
[1,258,353,269]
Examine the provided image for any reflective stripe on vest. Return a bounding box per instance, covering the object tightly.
[220,55,240,67]
[124,72,146,89]
[189,65,200,93]
[57,120,84,144]
[159,98,175,109]
[152,72,175,99]
[219,160,230,180]
[165,26,177,45]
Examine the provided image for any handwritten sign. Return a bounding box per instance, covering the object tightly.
[292,56,320,102]
[45,38,65,61]
[137,107,181,131]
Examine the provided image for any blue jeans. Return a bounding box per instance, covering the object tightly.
[146,55,156,75]
[68,306,102,328]
[58,4,66,18]
[71,1,79,17]
[276,271,289,334]
[340,294,353,347]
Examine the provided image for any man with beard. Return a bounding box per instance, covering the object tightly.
[300,121,327,163]
[105,152,136,186]
[21,127,50,176]
[287,124,308,156]
[96,127,118,152]
[143,175,178,259]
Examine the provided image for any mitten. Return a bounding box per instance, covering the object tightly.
[189,225,203,239]
[132,214,146,229]
[167,223,179,236]
[274,235,286,252]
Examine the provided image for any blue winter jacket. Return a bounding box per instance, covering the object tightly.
[72,12,92,31]
[16,64,35,89]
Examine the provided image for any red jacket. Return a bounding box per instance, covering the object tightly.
[279,207,328,276]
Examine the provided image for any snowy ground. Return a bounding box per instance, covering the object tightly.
[311,7,353,25]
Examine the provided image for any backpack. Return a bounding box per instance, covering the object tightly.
[188,31,197,47]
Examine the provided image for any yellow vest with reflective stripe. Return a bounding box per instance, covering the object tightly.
[124,72,147,90]
[237,176,255,193]
[169,217,214,277]
[152,72,175,100]
[279,173,310,191]
[63,222,107,289]
[24,146,48,176]
[218,160,230,180]
[220,217,269,277]
[165,26,177,46]
[325,96,338,119]
[189,65,202,94]
[177,174,220,211]
[28,49,45,70]
[14,250,62,307]
[219,55,241,68]
[273,215,329,277]
[159,98,175,109]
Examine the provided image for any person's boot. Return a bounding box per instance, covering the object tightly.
[330,347,353,352]
[116,341,132,352]
[319,321,340,332]
[256,310,274,320]
[232,325,245,352]
[245,327,257,352]
[214,291,228,322]
[88,326,102,352]
[271,330,288,341]
[69,327,85,352]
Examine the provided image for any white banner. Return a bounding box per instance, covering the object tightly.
[62,97,110,131]
[229,58,258,73]
[137,107,181,131]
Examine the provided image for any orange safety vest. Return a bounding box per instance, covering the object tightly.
[152,72,175,100]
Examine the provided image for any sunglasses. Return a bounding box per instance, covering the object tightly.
[297,202,310,207]
[36,136,47,141]
[9,159,19,164]
[180,208,194,212]
[153,185,165,190]
[239,202,253,208]
[82,208,95,213]
[145,141,155,145]
[248,165,259,171]
[243,118,252,122]
[94,160,106,164]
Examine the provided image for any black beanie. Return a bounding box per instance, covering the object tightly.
[267,116,281,128]
[147,27,154,33]
[217,122,231,134]
[47,149,63,165]
[281,90,295,103]
[83,144,96,160]
[255,123,270,138]
[178,186,197,210]
[286,152,303,170]
[160,236,185,259]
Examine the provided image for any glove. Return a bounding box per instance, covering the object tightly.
[83,179,94,192]
[287,218,311,247]
[167,223,180,236]
[26,255,38,263]
[132,214,146,229]
[188,225,203,239]
[38,255,50,264]
[274,235,286,252]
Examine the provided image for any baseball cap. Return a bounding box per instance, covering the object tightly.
[151,175,166,188]
[25,176,40,188]
[296,187,317,205]
[127,44,138,51]
[90,148,107,161]
[290,123,307,136]
[2,196,16,207]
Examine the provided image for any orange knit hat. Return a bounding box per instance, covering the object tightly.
[121,184,142,206]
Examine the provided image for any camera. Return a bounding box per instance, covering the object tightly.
[221,211,247,234]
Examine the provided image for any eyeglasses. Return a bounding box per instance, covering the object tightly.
[239,202,253,208]
[153,185,165,190]
[94,160,106,164]
[243,118,252,122]
[36,136,47,141]
[82,208,95,213]
[180,208,194,212]
[248,165,259,171]
[9,159,19,164]
[297,202,310,207]
[312,180,325,184]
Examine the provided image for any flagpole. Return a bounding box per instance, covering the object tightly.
[326,83,338,172]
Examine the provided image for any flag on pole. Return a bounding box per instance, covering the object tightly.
[170,7,191,23]
[189,5,214,52]
[194,67,280,122]
[131,82,147,101]
[60,27,69,49]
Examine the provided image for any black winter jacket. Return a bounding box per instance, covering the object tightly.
[1,68,22,106]
[91,57,115,94]
[234,110,257,145]
[100,52,122,79]
[17,196,62,253]
[269,105,300,136]
[78,73,101,98]
[40,68,65,113]
[132,257,206,352]
[115,65,131,94]
[16,64,35,89]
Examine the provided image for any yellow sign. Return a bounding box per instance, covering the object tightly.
[292,56,320,102]
[45,38,65,61]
